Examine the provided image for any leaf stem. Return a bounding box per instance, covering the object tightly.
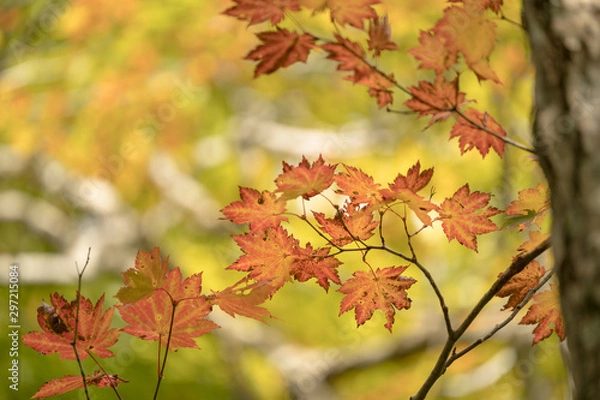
[153,290,177,400]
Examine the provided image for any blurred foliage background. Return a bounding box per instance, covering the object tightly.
[0,0,567,399]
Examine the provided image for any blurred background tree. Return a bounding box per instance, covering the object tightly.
[0,0,568,399]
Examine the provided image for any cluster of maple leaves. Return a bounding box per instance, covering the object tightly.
[22,0,566,398]
[225,0,509,158]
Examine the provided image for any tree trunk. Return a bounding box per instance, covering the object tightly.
[522,1,600,399]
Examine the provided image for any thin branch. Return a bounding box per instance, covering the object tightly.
[446,269,555,367]
[87,351,123,400]
[410,237,551,400]
[72,248,92,400]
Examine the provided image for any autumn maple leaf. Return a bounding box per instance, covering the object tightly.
[245,28,317,77]
[450,109,507,158]
[436,184,502,251]
[517,230,550,255]
[274,155,336,200]
[496,260,546,311]
[119,271,218,350]
[409,30,456,74]
[326,0,379,29]
[335,164,387,209]
[368,16,398,57]
[115,247,168,304]
[32,371,127,399]
[322,34,370,81]
[405,76,469,126]
[290,243,342,291]
[505,183,550,231]
[223,0,301,26]
[23,293,120,360]
[382,161,438,226]
[313,205,379,246]
[520,284,566,345]
[221,187,288,231]
[208,277,274,322]
[228,226,299,290]
[338,266,416,332]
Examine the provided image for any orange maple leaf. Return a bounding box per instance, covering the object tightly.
[118,270,219,350]
[338,266,416,332]
[291,243,342,291]
[322,34,370,80]
[496,260,546,311]
[505,183,550,231]
[409,30,456,74]
[380,161,438,226]
[32,372,127,399]
[228,226,299,290]
[23,293,120,360]
[208,277,274,322]
[221,187,288,231]
[368,16,398,57]
[335,164,387,210]
[223,0,301,26]
[405,76,469,126]
[246,28,317,77]
[327,0,379,29]
[409,3,500,82]
[517,230,551,255]
[115,247,168,304]
[520,284,566,345]
[437,184,502,251]
[274,155,337,200]
[313,205,379,246]
[450,109,507,158]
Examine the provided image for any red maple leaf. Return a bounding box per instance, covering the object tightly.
[436,184,502,251]
[246,28,317,77]
[387,161,433,193]
[115,247,168,304]
[23,293,120,360]
[405,76,469,126]
[32,371,127,399]
[313,205,379,246]
[223,0,301,26]
[274,155,337,200]
[505,183,550,231]
[368,16,398,57]
[450,109,507,158]
[291,243,342,291]
[221,187,288,231]
[322,34,370,80]
[327,0,379,29]
[520,284,566,345]
[208,277,274,322]
[496,260,546,310]
[335,164,387,209]
[118,272,218,350]
[338,266,416,332]
[228,226,300,290]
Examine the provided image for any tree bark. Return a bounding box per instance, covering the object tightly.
[522,1,600,398]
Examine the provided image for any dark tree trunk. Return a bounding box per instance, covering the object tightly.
[522,1,600,399]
